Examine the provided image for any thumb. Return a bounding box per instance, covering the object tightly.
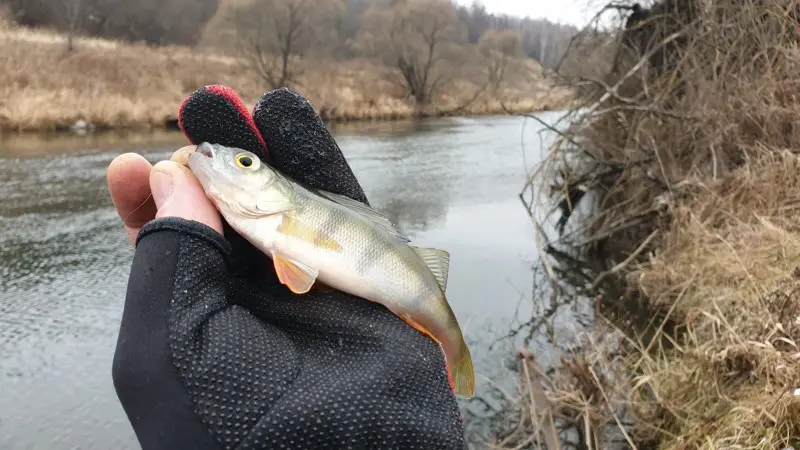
[150,160,223,235]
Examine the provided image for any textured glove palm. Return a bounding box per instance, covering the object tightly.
[111,86,466,450]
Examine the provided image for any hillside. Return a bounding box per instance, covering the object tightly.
[0,21,575,133]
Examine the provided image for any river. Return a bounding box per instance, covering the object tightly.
[0,113,578,449]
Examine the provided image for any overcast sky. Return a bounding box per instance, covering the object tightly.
[452,0,596,27]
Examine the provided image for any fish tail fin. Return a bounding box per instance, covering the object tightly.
[399,311,475,398]
[451,345,475,399]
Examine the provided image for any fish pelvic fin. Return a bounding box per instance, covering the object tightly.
[411,247,451,293]
[399,312,474,398]
[272,251,319,294]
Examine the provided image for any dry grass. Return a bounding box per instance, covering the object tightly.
[0,21,574,133]
[623,151,800,447]
[0,22,233,132]
[501,0,800,447]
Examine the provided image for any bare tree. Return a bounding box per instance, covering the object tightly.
[477,28,524,95]
[13,0,89,50]
[359,0,462,106]
[62,0,85,51]
[227,0,344,89]
[4,0,216,46]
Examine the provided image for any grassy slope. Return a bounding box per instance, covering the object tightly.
[503,4,800,448]
[0,23,575,132]
[625,151,800,447]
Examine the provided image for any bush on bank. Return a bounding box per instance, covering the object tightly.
[502,0,800,448]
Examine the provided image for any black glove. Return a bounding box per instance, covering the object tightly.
[111,85,466,450]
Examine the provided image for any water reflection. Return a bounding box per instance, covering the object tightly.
[0,113,569,449]
[0,129,188,158]
[328,116,465,139]
[340,128,460,235]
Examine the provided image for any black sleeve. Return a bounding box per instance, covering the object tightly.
[113,218,230,450]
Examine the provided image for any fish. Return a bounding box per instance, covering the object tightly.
[187,142,475,398]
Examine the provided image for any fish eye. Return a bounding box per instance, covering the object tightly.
[235,153,259,170]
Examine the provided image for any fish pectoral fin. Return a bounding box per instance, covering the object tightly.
[411,247,451,293]
[272,252,319,294]
[317,190,410,243]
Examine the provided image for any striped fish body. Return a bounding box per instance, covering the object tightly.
[300,188,441,293]
[187,142,475,398]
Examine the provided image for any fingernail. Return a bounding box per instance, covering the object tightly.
[151,169,174,209]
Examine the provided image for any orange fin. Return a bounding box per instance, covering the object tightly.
[272,252,319,294]
[399,313,455,392]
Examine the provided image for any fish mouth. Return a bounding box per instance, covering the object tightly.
[187,142,241,202]
[196,142,215,159]
[187,142,219,192]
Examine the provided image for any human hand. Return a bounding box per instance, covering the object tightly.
[107,86,466,450]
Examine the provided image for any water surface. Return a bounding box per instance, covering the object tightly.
[0,113,567,449]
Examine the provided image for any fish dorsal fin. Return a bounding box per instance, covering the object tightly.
[412,246,451,293]
[318,190,410,243]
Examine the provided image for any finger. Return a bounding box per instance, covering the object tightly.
[170,145,197,166]
[150,160,223,235]
[178,85,271,164]
[107,153,157,245]
[252,88,369,204]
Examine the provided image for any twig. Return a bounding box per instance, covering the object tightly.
[579,74,700,120]
[522,358,561,450]
[500,100,591,159]
[582,29,690,118]
[554,1,632,74]
[590,229,659,291]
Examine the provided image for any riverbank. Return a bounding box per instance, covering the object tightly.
[0,23,575,133]
[507,1,800,447]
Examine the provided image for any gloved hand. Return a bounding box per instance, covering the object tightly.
[106,86,466,450]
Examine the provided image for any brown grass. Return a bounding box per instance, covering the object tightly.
[623,151,800,447]
[501,0,800,447]
[0,21,574,133]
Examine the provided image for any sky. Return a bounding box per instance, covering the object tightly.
[452,0,596,28]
